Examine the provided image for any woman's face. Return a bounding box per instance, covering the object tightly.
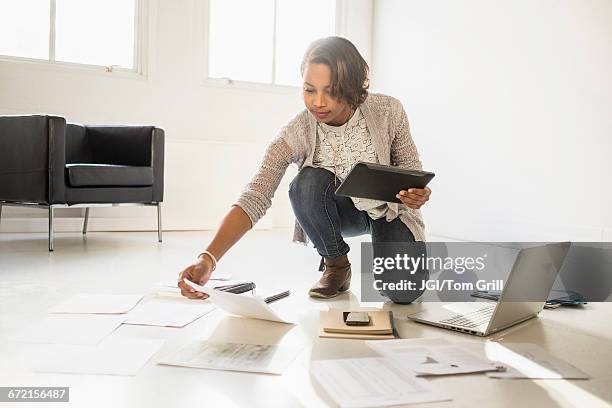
[302,63,352,126]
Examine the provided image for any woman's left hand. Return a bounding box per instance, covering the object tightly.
[396,187,431,209]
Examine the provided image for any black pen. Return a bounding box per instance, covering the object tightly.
[264,290,291,304]
[214,282,256,294]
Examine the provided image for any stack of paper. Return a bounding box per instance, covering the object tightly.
[49,294,144,314]
[484,342,589,379]
[33,338,165,376]
[6,293,161,378]
[319,309,395,340]
[9,314,125,345]
[183,278,295,324]
[159,340,302,375]
[310,357,451,407]
[153,279,242,298]
[123,298,215,328]
[366,338,502,376]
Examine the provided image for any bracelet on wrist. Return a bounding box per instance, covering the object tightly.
[197,250,217,271]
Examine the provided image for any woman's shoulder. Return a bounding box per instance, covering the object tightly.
[278,108,311,136]
[363,92,404,114]
[271,108,311,162]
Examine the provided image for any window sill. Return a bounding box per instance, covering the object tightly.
[202,77,300,95]
[0,55,146,81]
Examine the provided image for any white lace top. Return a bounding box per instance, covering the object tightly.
[234,93,426,243]
[312,107,388,220]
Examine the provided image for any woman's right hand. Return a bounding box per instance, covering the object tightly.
[177,257,214,299]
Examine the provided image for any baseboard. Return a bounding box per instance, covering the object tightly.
[426,217,605,242]
[0,217,155,233]
[3,215,607,241]
[0,216,274,233]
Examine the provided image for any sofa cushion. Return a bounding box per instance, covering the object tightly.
[66,164,154,187]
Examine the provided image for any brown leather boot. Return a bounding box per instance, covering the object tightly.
[308,255,352,299]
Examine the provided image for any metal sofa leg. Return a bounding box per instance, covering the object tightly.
[83,208,89,235]
[157,202,163,243]
[48,206,54,252]
[0,203,3,225]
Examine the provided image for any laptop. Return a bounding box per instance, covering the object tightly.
[408,242,571,336]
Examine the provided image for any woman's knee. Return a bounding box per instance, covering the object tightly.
[288,167,335,204]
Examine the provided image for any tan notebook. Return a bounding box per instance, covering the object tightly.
[319,310,395,340]
[318,328,396,340]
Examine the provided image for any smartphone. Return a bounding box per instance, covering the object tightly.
[343,312,370,326]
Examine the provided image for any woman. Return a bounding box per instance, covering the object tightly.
[178,36,431,302]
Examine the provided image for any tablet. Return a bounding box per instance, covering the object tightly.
[334,162,435,204]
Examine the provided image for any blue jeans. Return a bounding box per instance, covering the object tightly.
[289,167,425,303]
[288,167,416,258]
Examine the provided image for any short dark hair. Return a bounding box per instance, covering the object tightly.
[300,36,369,109]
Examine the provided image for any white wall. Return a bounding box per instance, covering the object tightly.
[7,0,606,243]
[371,0,612,241]
[0,0,373,234]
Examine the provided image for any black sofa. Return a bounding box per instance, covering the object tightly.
[0,115,164,251]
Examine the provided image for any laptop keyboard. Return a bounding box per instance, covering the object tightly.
[440,304,496,329]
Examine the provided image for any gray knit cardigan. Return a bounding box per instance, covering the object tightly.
[234,92,426,243]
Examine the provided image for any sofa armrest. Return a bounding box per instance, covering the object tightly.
[151,127,165,202]
[0,115,66,204]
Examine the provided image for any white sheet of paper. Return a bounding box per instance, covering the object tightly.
[183,279,294,324]
[49,294,144,314]
[208,271,232,281]
[9,314,125,345]
[156,269,232,284]
[366,338,501,376]
[123,298,215,327]
[484,342,589,379]
[153,280,247,298]
[159,340,301,375]
[310,357,451,408]
[152,282,182,297]
[33,338,165,376]
[155,279,245,290]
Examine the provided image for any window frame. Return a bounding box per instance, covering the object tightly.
[0,0,148,79]
[202,0,344,92]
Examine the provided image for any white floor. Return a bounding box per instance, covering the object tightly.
[0,228,367,329]
[0,229,386,408]
[1,230,611,408]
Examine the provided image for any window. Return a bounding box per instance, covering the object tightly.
[0,0,139,71]
[207,0,336,87]
[0,0,50,60]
